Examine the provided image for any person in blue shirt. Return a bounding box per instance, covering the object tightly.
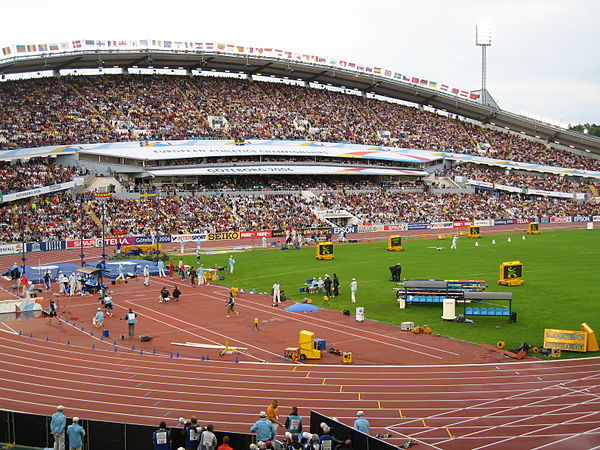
[92,308,104,328]
[353,410,370,434]
[153,421,171,450]
[284,406,303,438]
[50,405,66,450]
[157,259,166,277]
[250,411,275,443]
[66,417,85,450]
[228,255,235,274]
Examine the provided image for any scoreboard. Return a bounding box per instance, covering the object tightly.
[387,235,404,251]
[316,242,335,260]
[499,261,524,286]
[544,329,587,352]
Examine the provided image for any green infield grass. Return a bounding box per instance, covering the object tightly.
[176,228,600,358]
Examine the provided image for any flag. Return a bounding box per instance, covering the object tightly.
[60,42,69,50]
[194,42,203,50]
[339,61,347,67]
[403,75,410,81]
[238,46,245,53]
[151,40,162,47]
[38,44,48,52]
[27,44,37,52]
[451,88,459,95]
[318,56,326,63]
[164,41,172,48]
[227,44,235,52]
[16,45,26,53]
[411,77,419,84]
[285,51,292,58]
[94,192,111,199]
[419,79,428,86]
[96,40,106,47]
[2,47,11,55]
[49,43,59,51]
[206,43,214,50]
[469,93,480,100]
[440,84,449,91]
[393,72,402,79]
[429,81,437,88]
[384,69,392,77]
[374,67,381,74]
[460,90,468,97]
[365,67,373,72]
[357,65,364,71]
[348,62,356,68]
[139,40,149,47]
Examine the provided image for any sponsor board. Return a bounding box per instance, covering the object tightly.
[474,219,494,227]
[550,217,572,223]
[172,234,206,242]
[407,222,430,230]
[207,232,240,241]
[453,220,474,227]
[430,221,454,229]
[0,243,23,255]
[357,225,377,233]
[572,216,592,223]
[332,225,357,235]
[383,224,408,231]
[514,218,534,224]
[493,218,515,226]
[593,216,600,222]
[539,217,551,223]
[40,240,66,251]
[239,230,273,239]
[301,227,331,235]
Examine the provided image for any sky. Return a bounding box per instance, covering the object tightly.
[2,0,598,125]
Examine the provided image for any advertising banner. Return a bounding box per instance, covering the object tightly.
[0,243,23,255]
[239,230,273,239]
[430,221,454,229]
[453,220,474,227]
[493,218,515,226]
[207,232,240,241]
[383,224,408,231]
[407,222,430,230]
[550,217,572,223]
[332,225,357,235]
[474,219,494,227]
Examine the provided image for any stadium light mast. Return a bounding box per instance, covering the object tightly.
[476,21,493,106]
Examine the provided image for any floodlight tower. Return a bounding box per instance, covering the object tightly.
[476,21,493,106]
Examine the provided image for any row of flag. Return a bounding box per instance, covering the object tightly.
[0,40,479,101]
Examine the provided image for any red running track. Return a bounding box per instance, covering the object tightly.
[0,228,599,449]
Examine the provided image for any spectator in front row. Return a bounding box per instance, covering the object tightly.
[217,435,233,450]
[66,417,85,450]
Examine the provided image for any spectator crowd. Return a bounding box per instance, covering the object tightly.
[1,73,599,172]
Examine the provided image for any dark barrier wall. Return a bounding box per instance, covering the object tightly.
[310,411,398,450]
[0,410,253,449]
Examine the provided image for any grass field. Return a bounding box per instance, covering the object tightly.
[177,228,600,358]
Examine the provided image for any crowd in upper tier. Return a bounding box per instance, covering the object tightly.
[448,164,600,194]
[1,74,598,171]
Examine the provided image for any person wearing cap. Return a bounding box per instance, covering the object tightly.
[284,406,303,438]
[92,307,104,328]
[66,417,85,450]
[353,411,370,434]
[318,423,336,449]
[349,278,358,303]
[153,421,171,450]
[50,405,66,450]
[250,411,275,443]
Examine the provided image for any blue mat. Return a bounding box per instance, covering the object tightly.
[3,263,80,284]
[86,260,159,278]
[285,303,321,312]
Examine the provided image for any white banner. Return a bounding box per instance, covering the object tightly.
[474,219,494,227]
[0,181,79,203]
[466,179,580,199]
[0,243,23,255]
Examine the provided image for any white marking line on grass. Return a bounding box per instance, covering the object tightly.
[414,371,600,448]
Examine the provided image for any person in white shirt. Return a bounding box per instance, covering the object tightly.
[272,282,281,307]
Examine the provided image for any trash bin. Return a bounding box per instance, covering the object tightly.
[102,329,110,338]
[356,307,365,322]
[441,298,456,321]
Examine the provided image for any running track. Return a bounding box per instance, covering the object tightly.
[1,226,599,449]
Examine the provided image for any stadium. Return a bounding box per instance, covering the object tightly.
[0,33,599,450]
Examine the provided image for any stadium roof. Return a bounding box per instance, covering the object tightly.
[1,48,599,156]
